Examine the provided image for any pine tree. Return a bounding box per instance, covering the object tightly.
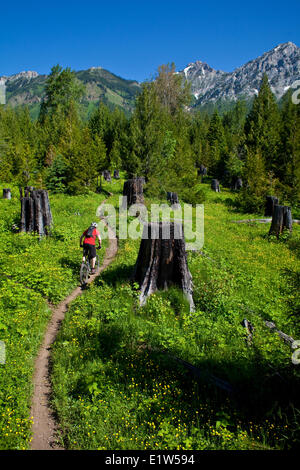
[190,111,210,169]
[279,90,300,205]
[238,149,269,213]
[207,110,227,178]
[129,81,167,181]
[46,154,68,193]
[39,65,85,122]
[244,74,281,173]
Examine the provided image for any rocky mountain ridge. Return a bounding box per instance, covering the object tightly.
[181,42,300,105]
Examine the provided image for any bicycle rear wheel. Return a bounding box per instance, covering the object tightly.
[80,261,90,286]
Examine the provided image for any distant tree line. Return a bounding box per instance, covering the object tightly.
[0,64,299,211]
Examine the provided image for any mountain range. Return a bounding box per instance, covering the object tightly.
[0,68,140,117]
[181,42,300,107]
[1,41,299,116]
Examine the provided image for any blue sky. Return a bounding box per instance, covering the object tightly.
[1,0,300,81]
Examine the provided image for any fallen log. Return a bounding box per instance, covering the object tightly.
[169,354,234,394]
[143,343,234,394]
[232,218,272,224]
[231,219,300,225]
[265,321,295,348]
[239,305,298,351]
[241,318,254,345]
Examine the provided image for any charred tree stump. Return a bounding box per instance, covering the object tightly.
[133,221,195,311]
[113,170,120,179]
[211,179,220,192]
[20,197,33,232]
[96,174,103,193]
[122,177,145,208]
[265,195,279,217]
[167,192,180,207]
[3,189,11,199]
[197,165,207,182]
[103,170,111,182]
[20,189,53,236]
[269,205,292,238]
[233,178,243,191]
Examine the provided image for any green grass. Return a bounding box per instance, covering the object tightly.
[0,178,299,449]
[0,183,107,449]
[51,183,300,450]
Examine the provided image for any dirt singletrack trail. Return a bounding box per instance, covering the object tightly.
[30,204,118,450]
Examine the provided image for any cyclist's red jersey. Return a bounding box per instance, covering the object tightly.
[83,228,100,246]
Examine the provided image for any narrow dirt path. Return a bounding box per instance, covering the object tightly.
[30,207,118,450]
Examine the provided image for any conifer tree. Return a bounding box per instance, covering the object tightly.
[279,90,300,204]
[244,74,281,173]
[129,81,166,181]
[207,110,227,178]
[238,149,269,212]
[39,65,85,122]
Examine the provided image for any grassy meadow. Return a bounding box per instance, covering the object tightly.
[0,178,299,449]
[48,180,300,450]
[0,183,108,449]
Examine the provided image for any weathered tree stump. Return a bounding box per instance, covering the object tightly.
[103,170,111,182]
[197,165,207,182]
[96,174,103,193]
[167,192,180,206]
[233,178,243,191]
[211,179,220,192]
[113,170,120,179]
[133,221,194,311]
[3,189,11,199]
[20,189,53,236]
[122,177,145,208]
[265,195,279,217]
[269,205,292,238]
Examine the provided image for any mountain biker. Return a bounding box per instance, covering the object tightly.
[80,222,101,274]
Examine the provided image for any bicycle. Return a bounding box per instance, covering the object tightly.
[80,246,101,287]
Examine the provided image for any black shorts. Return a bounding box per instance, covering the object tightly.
[83,243,96,259]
